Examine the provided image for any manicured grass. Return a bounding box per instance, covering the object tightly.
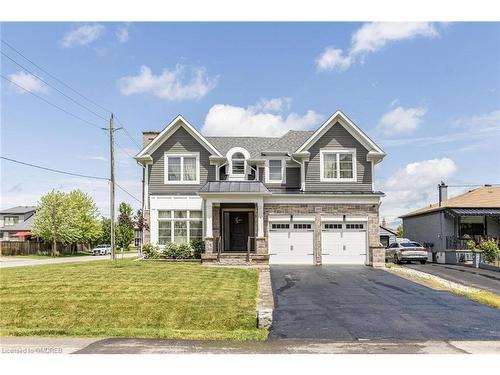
[0,260,266,341]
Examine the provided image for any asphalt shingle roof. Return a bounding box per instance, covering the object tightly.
[0,206,37,214]
[400,186,500,218]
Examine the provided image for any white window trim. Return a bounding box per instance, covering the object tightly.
[157,209,203,244]
[265,159,285,184]
[164,152,200,184]
[320,148,357,182]
[226,147,250,181]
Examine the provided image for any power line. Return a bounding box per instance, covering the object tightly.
[115,182,142,204]
[1,156,108,180]
[115,116,141,148]
[1,74,103,130]
[1,50,108,122]
[1,39,112,115]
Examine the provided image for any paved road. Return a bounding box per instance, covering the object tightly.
[2,337,500,354]
[404,263,500,294]
[0,252,139,268]
[270,265,500,341]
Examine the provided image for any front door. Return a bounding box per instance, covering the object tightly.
[229,212,249,251]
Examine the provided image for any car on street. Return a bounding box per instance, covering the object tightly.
[91,244,111,256]
[385,240,428,264]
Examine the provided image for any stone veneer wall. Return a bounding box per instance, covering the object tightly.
[263,203,380,265]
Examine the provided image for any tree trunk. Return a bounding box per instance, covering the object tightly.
[52,239,56,257]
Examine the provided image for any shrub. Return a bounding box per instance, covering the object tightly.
[177,243,192,259]
[190,239,204,259]
[478,238,500,264]
[162,242,179,258]
[466,240,477,251]
[142,243,160,259]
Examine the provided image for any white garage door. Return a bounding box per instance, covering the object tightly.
[322,222,367,264]
[269,222,314,264]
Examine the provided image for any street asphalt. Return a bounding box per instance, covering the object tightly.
[403,263,500,294]
[0,252,139,268]
[269,265,500,341]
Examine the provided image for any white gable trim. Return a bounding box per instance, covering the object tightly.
[295,111,385,156]
[135,115,222,160]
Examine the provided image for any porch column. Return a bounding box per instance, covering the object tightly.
[257,199,264,238]
[206,199,213,238]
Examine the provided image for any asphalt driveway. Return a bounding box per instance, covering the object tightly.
[270,265,500,341]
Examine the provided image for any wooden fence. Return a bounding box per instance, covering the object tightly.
[0,241,82,256]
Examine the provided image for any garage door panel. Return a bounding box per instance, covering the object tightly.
[269,222,314,265]
[321,225,366,265]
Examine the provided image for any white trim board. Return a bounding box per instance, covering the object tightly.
[135,115,222,160]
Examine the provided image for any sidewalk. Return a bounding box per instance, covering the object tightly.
[1,336,499,354]
[404,263,500,294]
[0,252,139,268]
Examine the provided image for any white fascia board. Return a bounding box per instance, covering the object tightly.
[264,194,382,204]
[150,195,203,210]
[345,216,369,222]
[295,110,385,155]
[292,215,315,222]
[135,115,222,160]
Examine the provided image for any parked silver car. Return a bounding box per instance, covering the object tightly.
[91,244,111,256]
[386,241,428,264]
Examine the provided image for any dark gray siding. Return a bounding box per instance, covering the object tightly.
[259,167,300,189]
[304,122,373,192]
[148,127,215,195]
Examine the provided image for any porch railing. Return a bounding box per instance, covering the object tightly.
[446,235,500,250]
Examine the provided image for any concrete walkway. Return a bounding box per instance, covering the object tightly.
[0,252,139,268]
[404,263,500,294]
[1,337,499,354]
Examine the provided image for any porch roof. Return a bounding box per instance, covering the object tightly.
[449,208,500,216]
[199,181,270,194]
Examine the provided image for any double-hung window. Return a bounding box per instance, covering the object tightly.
[320,149,356,182]
[158,210,203,244]
[3,216,19,226]
[267,159,283,183]
[165,153,199,184]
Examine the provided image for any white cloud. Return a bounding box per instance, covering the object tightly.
[79,155,107,162]
[61,24,105,48]
[201,98,323,137]
[116,25,130,43]
[317,22,439,71]
[118,65,218,101]
[452,109,500,131]
[379,158,458,225]
[8,71,48,94]
[377,106,427,135]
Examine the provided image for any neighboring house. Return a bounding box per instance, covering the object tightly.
[134,111,386,265]
[400,185,500,255]
[379,225,397,248]
[0,206,37,241]
[133,225,142,248]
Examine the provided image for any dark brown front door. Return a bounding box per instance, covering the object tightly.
[229,212,249,251]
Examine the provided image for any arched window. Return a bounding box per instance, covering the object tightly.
[231,152,245,175]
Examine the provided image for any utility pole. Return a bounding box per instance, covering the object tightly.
[109,113,116,262]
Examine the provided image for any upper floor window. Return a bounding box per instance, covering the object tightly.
[320,149,356,182]
[164,153,199,184]
[231,152,245,175]
[266,159,284,183]
[3,216,19,226]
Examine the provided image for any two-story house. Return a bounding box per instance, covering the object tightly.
[0,206,37,241]
[134,111,386,265]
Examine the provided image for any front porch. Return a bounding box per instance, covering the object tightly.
[200,182,269,264]
[445,209,500,250]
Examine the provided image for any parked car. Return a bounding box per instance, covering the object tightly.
[91,244,111,256]
[386,241,428,264]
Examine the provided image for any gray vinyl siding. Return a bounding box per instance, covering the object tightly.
[259,167,300,189]
[304,122,373,192]
[148,127,215,195]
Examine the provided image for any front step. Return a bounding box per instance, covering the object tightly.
[201,252,269,265]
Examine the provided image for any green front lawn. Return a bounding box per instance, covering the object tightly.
[0,260,266,341]
[5,252,92,259]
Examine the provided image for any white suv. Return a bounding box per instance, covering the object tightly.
[91,245,111,256]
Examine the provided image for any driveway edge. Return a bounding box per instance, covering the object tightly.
[256,266,274,329]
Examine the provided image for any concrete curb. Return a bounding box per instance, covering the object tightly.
[385,266,482,293]
[256,266,274,329]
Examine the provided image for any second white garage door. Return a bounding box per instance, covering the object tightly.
[321,222,367,264]
[268,222,314,264]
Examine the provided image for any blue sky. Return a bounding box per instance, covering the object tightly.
[1,22,499,224]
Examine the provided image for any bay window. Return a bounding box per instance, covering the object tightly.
[157,210,203,245]
[320,149,356,182]
[165,153,199,184]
